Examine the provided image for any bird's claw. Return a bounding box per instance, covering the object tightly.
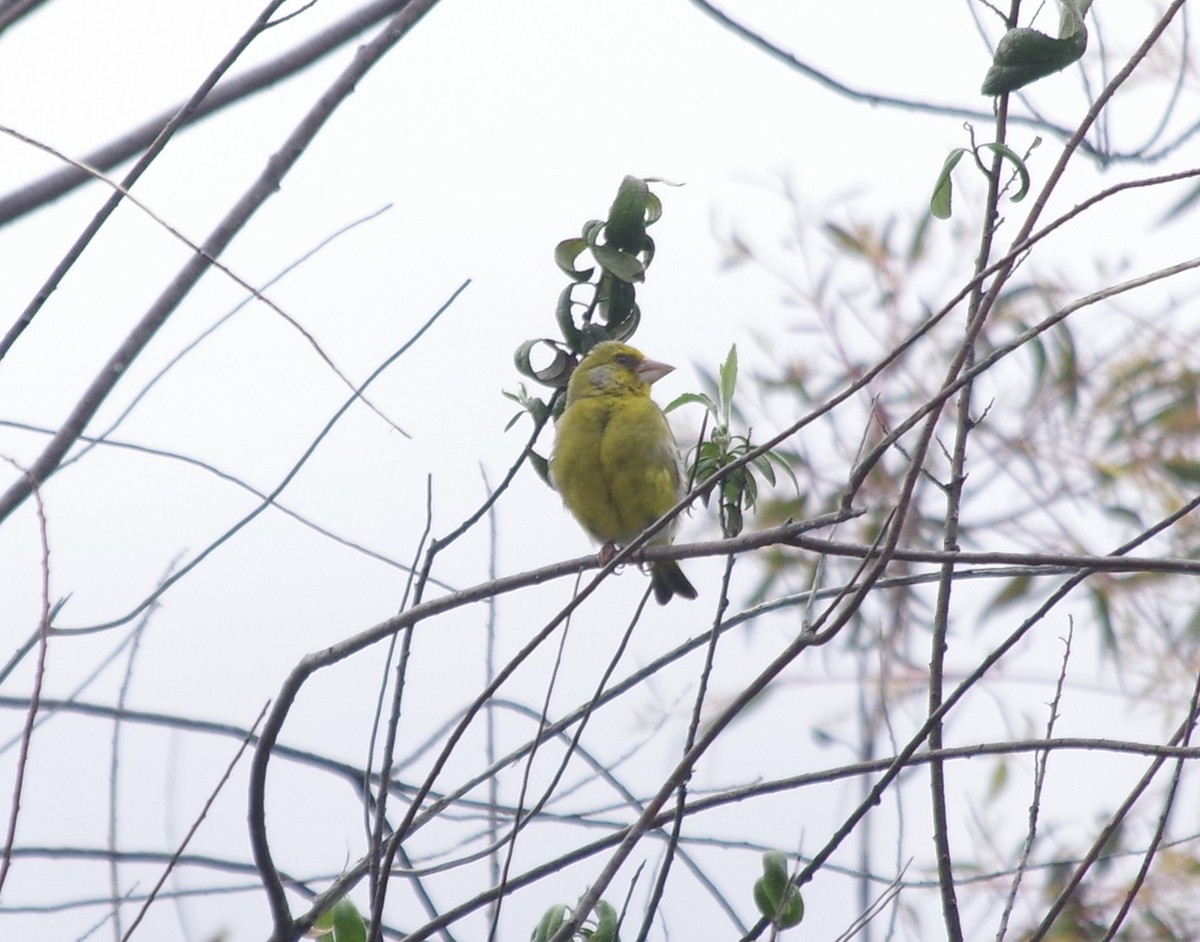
[599,542,649,569]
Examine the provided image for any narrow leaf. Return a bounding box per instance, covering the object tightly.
[606,175,651,251]
[590,901,620,942]
[719,344,738,417]
[931,149,967,220]
[665,391,717,414]
[592,243,645,283]
[532,905,568,942]
[980,142,1031,201]
[514,338,575,388]
[555,285,582,349]
[554,237,594,281]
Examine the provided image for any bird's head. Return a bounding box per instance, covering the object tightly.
[566,341,675,402]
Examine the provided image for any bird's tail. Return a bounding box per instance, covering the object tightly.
[651,560,698,605]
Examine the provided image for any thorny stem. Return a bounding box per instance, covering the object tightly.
[927,54,1016,942]
[634,553,736,942]
[1026,670,1200,942]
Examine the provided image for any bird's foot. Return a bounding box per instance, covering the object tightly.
[598,542,619,566]
[622,547,653,574]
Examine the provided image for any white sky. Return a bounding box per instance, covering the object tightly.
[1,1,1198,940]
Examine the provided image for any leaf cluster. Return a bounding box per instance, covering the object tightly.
[752,851,805,931]
[532,900,620,942]
[930,136,1033,221]
[511,175,668,405]
[311,898,367,942]
[668,345,797,539]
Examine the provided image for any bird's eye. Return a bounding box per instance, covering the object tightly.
[615,354,637,369]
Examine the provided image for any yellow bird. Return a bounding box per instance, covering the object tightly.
[550,341,698,604]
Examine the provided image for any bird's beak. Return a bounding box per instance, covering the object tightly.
[636,358,675,385]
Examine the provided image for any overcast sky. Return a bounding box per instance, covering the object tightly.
[2,2,1197,940]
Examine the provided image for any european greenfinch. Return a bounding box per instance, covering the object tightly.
[550,341,698,605]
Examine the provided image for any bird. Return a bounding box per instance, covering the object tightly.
[550,340,698,604]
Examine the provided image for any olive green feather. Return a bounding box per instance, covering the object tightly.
[550,342,697,605]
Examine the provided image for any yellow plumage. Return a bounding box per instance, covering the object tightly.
[550,341,697,604]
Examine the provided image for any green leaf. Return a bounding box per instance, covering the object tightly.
[907,209,932,263]
[642,188,663,226]
[1020,319,1049,400]
[741,472,758,510]
[331,903,366,942]
[514,338,576,388]
[531,905,568,942]
[554,237,594,281]
[723,502,744,538]
[753,851,804,929]
[931,148,967,220]
[1101,503,1144,529]
[756,852,787,907]
[823,221,867,255]
[981,20,1088,96]
[1160,178,1200,224]
[985,573,1034,614]
[1163,459,1200,485]
[590,900,620,942]
[764,451,801,496]
[601,276,637,326]
[1061,0,1092,36]
[555,285,583,349]
[987,759,1010,800]
[1089,585,1118,657]
[1141,909,1175,937]
[719,344,738,420]
[931,143,1028,218]
[753,454,777,487]
[605,175,651,252]
[502,386,549,431]
[313,899,366,942]
[580,323,612,353]
[606,302,640,342]
[581,219,606,247]
[665,391,716,415]
[979,142,1031,201]
[638,233,656,271]
[592,243,645,283]
[530,450,551,488]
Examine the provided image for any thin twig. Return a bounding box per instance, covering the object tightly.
[0,0,290,360]
[996,622,1074,941]
[0,126,410,437]
[106,577,159,941]
[64,203,400,471]
[118,703,270,941]
[1099,665,1200,940]
[0,0,415,226]
[52,281,466,638]
[0,0,447,529]
[685,0,1198,164]
[1025,667,1200,942]
[635,551,736,942]
[485,582,581,942]
[0,460,51,897]
[926,37,1017,940]
[482,469,502,924]
[365,476,433,939]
